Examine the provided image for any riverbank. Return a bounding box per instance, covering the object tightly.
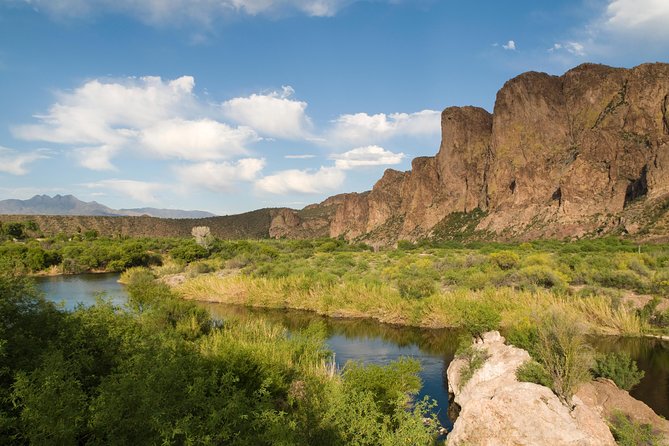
[172,272,651,337]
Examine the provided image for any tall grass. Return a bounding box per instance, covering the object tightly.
[176,274,647,335]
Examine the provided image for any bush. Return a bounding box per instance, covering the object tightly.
[343,357,422,417]
[455,340,489,386]
[506,325,540,359]
[515,265,569,292]
[609,411,664,446]
[516,360,552,388]
[489,251,520,270]
[534,309,593,404]
[592,352,644,391]
[459,301,501,339]
[397,276,436,299]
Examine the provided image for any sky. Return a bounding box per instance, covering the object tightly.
[0,0,668,215]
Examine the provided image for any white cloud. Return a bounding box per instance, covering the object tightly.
[74,145,119,171]
[0,146,49,175]
[502,40,516,50]
[19,0,362,23]
[139,119,257,160]
[222,86,312,139]
[83,179,163,203]
[12,76,257,169]
[285,154,316,159]
[604,0,669,39]
[548,41,586,57]
[256,166,345,194]
[330,145,404,170]
[550,0,669,61]
[327,109,440,146]
[175,158,266,191]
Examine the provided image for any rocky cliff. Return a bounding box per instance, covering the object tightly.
[274,62,669,243]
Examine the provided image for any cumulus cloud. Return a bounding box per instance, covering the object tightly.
[139,119,256,160]
[256,166,345,194]
[327,109,440,146]
[18,0,362,23]
[83,179,163,203]
[502,40,516,50]
[222,86,312,139]
[603,0,669,39]
[0,146,49,175]
[175,158,266,191]
[330,145,404,170]
[12,76,257,169]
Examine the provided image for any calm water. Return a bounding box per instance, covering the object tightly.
[36,273,127,311]
[37,273,669,427]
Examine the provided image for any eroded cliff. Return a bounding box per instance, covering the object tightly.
[277,62,669,243]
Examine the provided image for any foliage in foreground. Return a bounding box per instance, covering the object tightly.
[609,411,665,446]
[593,352,645,391]
[515,360,553,389]
[513,309,593,404]
[455,340,490,387]
[0,270,437,445]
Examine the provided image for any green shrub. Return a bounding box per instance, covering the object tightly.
[592,352,644,391]
[397,276,436,299]
[506,325,540,359]
[456,341,489,386]
[515,265,569,292]
[516,360,553,388]
[489,251,520,270]
[343,357,422,416]
[534,309,593,404]
[459,301,501,339]
[609,411,664,446]
[594,270,646,292]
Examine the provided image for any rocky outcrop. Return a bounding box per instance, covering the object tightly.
[273,62,669,243]
[577,378,669,441]
[446,331,616,446]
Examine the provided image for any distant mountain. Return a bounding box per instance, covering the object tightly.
[0,195,216,219]
[119,207,215,219]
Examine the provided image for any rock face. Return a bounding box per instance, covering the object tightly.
[446,331,616,446]
[577,378,669,441]
[273,63,669,242]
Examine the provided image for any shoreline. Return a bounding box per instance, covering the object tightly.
[186,295,669,342]
[171,274,668,340]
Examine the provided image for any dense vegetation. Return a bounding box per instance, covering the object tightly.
[0,269,438,445]
[3,220,669,337]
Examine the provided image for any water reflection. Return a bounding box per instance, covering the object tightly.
[36,273,127,311]
[590,336,669,418]
[36,274,669,423]
[201,302,462,429]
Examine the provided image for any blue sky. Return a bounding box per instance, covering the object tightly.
[0,0,668,215]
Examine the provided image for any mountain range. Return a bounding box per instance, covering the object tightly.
[0,194,215,219]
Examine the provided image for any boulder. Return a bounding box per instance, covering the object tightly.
[446,331,616,446]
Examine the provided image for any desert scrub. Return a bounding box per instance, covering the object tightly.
[456,340,490,386]
[608,411,665,446]
[533,308,594,404]
[516,360,553,388]
[592,352,645,391]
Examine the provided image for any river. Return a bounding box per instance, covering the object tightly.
[37,272,669,428]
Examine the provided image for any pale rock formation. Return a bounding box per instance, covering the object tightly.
[446,331,616,446]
